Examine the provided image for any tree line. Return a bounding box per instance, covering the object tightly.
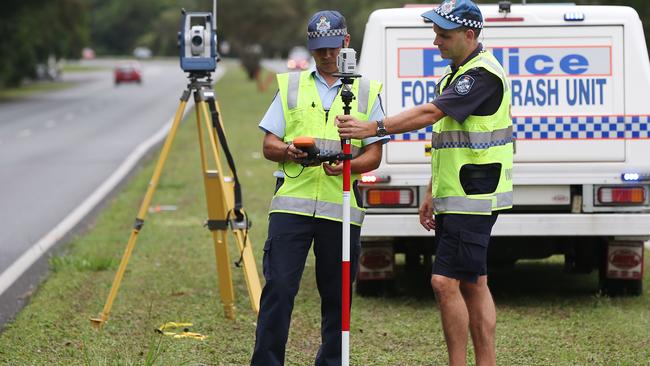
[1,0,648,88]
[1,0,88,87]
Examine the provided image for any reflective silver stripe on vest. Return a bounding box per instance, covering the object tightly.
[433,196,493,214]
[357,78,370,114]
[479,55,509,93]
[432,126,513,150]
[495,191,513,208]
[316,200,364,224]
[287,72,301,109]
[315,138,361,158]
[270,196,364,224]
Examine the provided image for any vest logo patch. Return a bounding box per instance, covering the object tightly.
[454,75,475,95]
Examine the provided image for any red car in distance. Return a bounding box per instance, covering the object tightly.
[114,61,142,85]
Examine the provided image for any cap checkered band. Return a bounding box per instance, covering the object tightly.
[434,6,483,29]
[308,28,347,39]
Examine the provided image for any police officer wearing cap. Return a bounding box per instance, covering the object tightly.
[251,10,388,366]
[337,0,512,365]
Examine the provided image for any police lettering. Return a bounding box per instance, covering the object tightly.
[402,80,437,107]
[492,48,589,76]
[510,78,607,107]
[423,48,593,77]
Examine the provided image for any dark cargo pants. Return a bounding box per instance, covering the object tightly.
[251,213,361,366]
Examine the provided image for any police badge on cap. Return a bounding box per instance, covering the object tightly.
[316,16,331,32]
[421,0,483,30]
[440,0,456,14]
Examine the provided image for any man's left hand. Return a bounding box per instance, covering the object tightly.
[336,115,375,139]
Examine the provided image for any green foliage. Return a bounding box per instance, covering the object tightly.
[0,0,89,87]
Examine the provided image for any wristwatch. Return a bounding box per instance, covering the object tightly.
[376,119,388,137]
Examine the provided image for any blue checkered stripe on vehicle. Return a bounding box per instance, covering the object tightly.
[390,115,650,141]
[513,115,650,139]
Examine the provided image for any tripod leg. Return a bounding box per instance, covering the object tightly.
[196,100,237,319]
[205,100,262,314]
[196,98,262,317]
[90,93,191,329]
[232,230,262,313]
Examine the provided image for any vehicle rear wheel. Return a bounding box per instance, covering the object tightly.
[599,277,642,296]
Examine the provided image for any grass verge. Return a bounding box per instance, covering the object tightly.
[0,80,74,101]
[0,64,649,365]
[61,63,108,73]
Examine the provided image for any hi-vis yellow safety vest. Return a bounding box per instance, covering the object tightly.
[270,71,382,226]
[431,50,513,215]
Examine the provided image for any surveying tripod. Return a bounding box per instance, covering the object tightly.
[90,71,261,329]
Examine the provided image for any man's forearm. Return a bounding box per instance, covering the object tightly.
[350,142,382,174]
[262,134,289,162]
[384,103,445,135]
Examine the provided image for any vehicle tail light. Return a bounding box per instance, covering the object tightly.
[596,186,646,205]
[366,189,414,207]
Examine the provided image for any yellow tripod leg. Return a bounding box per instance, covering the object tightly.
[196,99,236,319]
[211,101,261,313]
[196,97,261,316]
[90,94,190,329]
[233,229,262,313]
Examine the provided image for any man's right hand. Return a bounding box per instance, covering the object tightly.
[419,195,435,231]
[336,115,376,139]
[286,143,308,163]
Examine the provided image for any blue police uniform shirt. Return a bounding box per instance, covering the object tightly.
[432,44,503,123]
[259,66,388,146]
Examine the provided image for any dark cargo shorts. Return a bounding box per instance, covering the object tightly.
[432,213,499,283]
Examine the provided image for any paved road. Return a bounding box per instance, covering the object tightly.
[0,59,222,326]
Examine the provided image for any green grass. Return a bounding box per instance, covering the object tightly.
[0,80,74,101]
[61,63,108,73]
[1,64,649,365]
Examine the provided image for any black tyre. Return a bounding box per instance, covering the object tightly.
[599,277,642,296]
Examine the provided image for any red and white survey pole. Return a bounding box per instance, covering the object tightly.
[334,46,359,365]
[341,135,352,365]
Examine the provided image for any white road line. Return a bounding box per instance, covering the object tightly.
[0,67,225,296]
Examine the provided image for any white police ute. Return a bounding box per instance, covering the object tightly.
[355,2,650,296]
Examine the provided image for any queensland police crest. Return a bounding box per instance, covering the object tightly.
[440,0,456,14]
[454,75,475,95]
[316,16,331,32]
